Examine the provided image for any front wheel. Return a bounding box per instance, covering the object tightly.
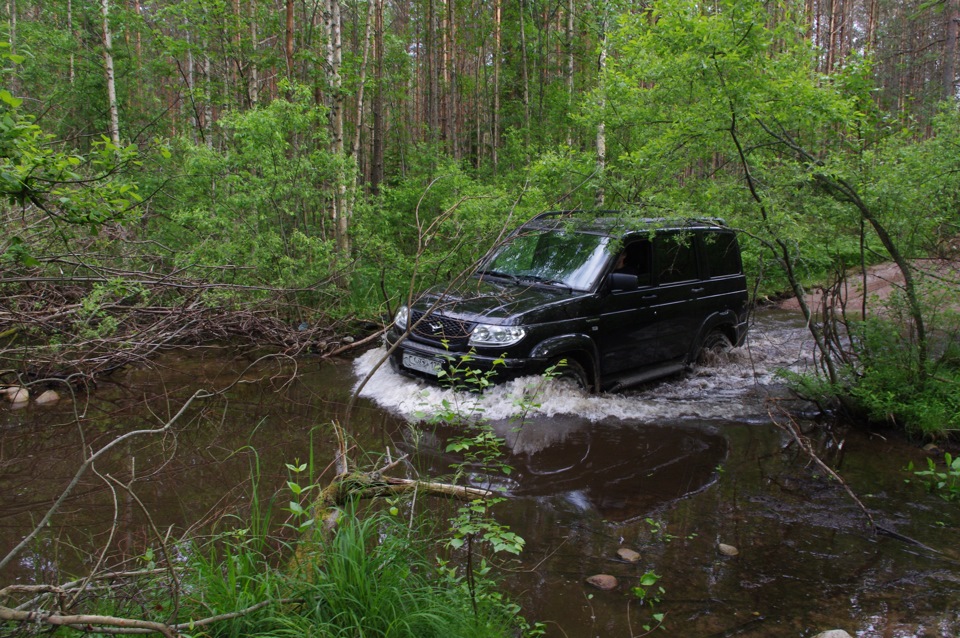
[697,330,733,366]
[547,357,590,391]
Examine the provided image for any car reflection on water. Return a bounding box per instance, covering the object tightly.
[398,415,727,522]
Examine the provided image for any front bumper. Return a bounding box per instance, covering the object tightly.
[385,330,544,386]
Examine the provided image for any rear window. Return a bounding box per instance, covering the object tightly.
[701,231,742,277]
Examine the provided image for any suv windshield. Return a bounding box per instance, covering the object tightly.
[478,230,610,291]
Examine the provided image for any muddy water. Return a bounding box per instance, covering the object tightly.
[2,310,959,637]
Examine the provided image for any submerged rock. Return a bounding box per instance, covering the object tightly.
[813,631,853,638]
[718,543,739,556]
[5,386,29,404]
[617,547,641,563]
[586,574,618,590]
[35,390,60,405]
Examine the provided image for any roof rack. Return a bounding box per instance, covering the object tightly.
[528,210,727,228]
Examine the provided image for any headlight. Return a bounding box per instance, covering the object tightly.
[393,305,410,332]
[469,324,526,347]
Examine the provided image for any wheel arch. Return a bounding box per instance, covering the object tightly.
[529,334,600,393]
[688,312,739,365]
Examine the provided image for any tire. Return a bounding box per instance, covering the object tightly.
[697,330,733,366]
[547,357,590,391]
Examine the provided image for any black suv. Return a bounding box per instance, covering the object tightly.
[386,211,748,392]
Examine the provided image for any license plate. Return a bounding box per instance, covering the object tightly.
[402,352,441,376]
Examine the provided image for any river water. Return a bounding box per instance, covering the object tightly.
[1,309,958,637]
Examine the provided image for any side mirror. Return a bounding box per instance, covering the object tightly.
[608,272,639,292]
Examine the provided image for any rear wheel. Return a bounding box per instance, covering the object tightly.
[697,330,733,366]
[547,357,589,391]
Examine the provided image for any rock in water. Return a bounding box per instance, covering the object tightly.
[813,631,853,638]
[8,387,29,404]
[35,390,60,405]
[585,574,618,590]
[718,543,739,556]
[617,547,641,563]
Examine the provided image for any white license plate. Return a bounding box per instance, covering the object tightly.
[402,352,441,376]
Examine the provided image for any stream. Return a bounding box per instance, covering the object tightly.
[2,308,959,637]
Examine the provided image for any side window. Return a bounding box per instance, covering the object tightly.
[656,233,699,284]
[613,239,653,287]
[701,231,742,277]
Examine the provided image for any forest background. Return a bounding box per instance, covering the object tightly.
[1,0,960,437]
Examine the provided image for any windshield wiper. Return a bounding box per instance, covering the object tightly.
[477,269,519,283]
[518,275,572,291]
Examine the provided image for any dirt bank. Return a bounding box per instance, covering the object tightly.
[777,258,960,315]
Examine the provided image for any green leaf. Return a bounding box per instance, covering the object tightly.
[0,90,22,108]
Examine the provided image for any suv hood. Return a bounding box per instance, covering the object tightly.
[414,277,590,326]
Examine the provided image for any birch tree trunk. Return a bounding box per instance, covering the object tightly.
[101,0,121,147]
[326,0,350,256]
[492,0,501,170]
[595,23,606,207]
[352,0,376,174]
[68,0,75,85]
[565,0,574,147]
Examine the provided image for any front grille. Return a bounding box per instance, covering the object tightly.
[410,310,473,348]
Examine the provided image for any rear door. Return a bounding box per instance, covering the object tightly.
[651,231,703,362]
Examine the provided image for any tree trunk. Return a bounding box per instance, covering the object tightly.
[352,0,376,183]
[285,0,295,77]
[370,0,383,192]
[100,0,121,147]
[565,0,574,146]
[944,0,959,101]
[595,25,606,207]
[519,0,530,131]
[250,0,260,105]
[446,0,457,156]
[492,0,501,169]
[326,0,350,256]
[68,0,75,85]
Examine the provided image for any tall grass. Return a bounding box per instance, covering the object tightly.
[274,503,512,638]
[173,484,520,638]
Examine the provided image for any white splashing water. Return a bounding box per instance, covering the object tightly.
[353,309,817,423]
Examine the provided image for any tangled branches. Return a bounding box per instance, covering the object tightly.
[0,270,378,386]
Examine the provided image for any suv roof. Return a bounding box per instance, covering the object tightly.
[526,210,728,235]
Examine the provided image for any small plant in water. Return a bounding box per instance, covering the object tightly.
[631,570,666,632]
[908,452,960,501]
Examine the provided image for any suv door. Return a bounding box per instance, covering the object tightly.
[594,239,660,375]
[652,231,704,362]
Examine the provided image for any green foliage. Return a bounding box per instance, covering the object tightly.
[145,85,344,305]
[631,570,667,632]
[283,506,516,638]
[0,92,142,267]
[909,453,960,501]
[844,317,960,438]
